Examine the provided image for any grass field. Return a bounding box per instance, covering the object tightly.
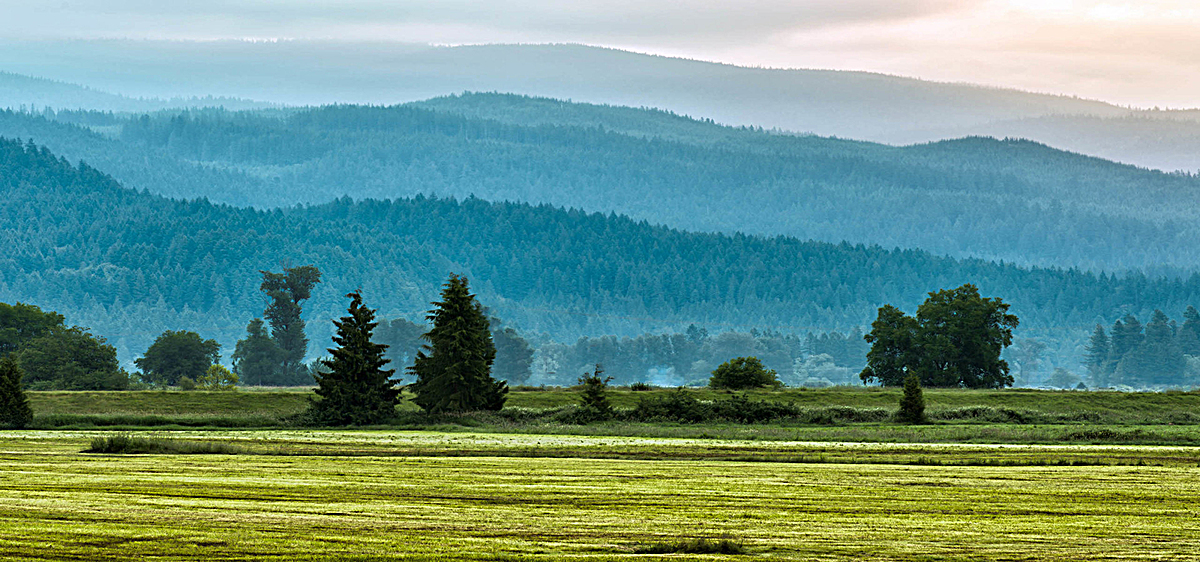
[1,431,1199,560]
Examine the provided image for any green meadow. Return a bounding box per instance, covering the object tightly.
[6,389,1200,559]
[2,431,1200,561]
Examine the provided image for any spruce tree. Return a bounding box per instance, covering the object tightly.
[896,371,926,424]
[306,291,398,426]
[0,355,33,428]
[1084,325,1111,387]
[409,274,507,413]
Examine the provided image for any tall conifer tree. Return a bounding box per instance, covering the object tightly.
[307,291,398,425]
[0,355,33,428]
[409,274,507,413]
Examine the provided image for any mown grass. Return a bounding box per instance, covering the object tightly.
[2,431,1200,560]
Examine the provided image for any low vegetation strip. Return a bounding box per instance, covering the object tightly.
[3,436,1200,561]
[51,430,1200,467]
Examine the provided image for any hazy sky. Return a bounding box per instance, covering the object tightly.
[4,0,1197,108]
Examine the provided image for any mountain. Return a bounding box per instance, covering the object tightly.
[3,137,1200,369]
[3,97,1199,271]
[0,72,272,113]
[1,40,1197,170]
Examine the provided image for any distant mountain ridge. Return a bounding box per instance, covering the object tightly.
[0,71,274,112]
[1,40,1198,170]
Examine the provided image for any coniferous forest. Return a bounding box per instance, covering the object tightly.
[5,134,1200,387]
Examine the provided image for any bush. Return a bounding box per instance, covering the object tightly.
[931,406,1032,424]
[629,382,652,391]
[709,356,779,390]
[177,376,197,391]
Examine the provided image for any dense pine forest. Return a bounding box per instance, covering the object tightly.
[4,136,1200,383]
[3,94,1200,272]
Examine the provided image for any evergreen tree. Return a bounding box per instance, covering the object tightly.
[0,355,32,428]
[1084,325,1111,387]
[577,363,614,422]
[307,290,399,426]
[1110,315,1144,359]
[1117,310,1185,387]
[1179,306,1200,356]
[409,274,507,413]
[896,371,926,424]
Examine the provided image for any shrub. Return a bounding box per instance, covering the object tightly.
[629,382,652,391]
[631,389,712,422]
[177,376,197,391]
[198,364,239,390]
[711,393,799,423]
[634,538,745,555]
[895,371,926,423]
[709,356,779,390]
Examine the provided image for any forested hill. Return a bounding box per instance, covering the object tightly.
[3,98,1200,271]
[3,137,1200,367]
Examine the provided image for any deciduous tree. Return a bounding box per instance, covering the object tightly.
[136,330,220,386]
[860,284,1018,388]
[709,356,779,390]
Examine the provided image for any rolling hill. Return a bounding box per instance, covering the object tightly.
[1,40,1197,170]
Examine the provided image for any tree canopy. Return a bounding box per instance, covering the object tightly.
[135,330,220,386]
[709,356,779,390]
[860,284,1018,388]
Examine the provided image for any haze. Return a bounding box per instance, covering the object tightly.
[3,0,1196,108]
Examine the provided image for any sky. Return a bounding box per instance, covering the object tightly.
[3,0,1198,108]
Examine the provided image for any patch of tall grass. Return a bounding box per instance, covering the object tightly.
[84,434,245,455]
